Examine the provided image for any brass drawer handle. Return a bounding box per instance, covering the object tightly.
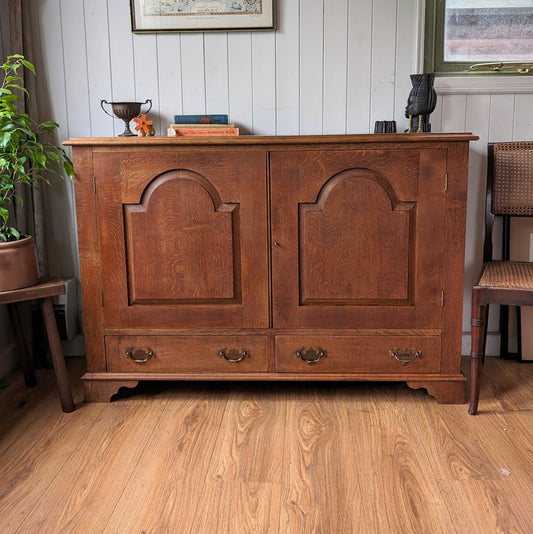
[217,347,250,363]
[125,347,155,363]
[390,348,421,366]
[295,347,327,365]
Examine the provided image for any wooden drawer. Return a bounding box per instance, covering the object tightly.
[106,335,269,373]
[275,335,441,373]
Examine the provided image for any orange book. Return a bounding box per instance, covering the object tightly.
[173,127,239,136]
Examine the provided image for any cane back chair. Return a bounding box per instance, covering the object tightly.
[469,141,533,414]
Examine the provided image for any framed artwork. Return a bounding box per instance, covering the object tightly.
[130,0,275,33]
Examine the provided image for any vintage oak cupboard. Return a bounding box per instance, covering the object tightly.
[65,133,476,403]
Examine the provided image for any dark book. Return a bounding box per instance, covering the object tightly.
[173,114,229,125]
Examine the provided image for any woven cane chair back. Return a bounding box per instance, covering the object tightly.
[490,141,533,217]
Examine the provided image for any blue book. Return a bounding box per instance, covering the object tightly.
[173,114,228,125]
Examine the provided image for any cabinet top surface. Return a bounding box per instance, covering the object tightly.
[64,132,478,147]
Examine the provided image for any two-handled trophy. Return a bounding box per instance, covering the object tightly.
[101,99,152,137]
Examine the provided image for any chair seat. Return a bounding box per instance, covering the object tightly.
[477,261,533,290]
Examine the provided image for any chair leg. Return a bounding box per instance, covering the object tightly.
[7,303,37,387]
[40,297,75,413]
[499,304,510,358]
[469,301,488,415]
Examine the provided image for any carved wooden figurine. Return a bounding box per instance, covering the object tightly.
[405,73,437,133]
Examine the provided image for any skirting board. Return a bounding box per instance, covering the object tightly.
[62,335,85,357]
[0,335,84,382]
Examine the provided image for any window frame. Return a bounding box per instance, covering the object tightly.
[424,0,533,77]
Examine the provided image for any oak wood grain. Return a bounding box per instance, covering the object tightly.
[102,387,230,533]
[2,356,533,532]
[279,385,367,533]
[64,132,478,147]
[71,134,474,404]
[344,395,456,533]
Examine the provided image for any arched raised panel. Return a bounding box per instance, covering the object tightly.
[124,170,240,304]
[299,169,415,305]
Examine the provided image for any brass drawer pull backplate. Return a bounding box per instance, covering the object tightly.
[390,348,421,366]
[295,347,327,365]
[125,347,155,363]
[217,347,250,363]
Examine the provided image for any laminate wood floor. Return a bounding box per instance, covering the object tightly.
[1,356,533,533]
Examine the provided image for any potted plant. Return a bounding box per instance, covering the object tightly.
[0,54,73,291]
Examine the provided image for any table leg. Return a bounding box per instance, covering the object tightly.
[7,303,37,387]
[40,297,75,412]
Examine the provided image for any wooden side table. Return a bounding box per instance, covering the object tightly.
[0,279,75,412]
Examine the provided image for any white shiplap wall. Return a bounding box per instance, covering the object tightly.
[32,0,423,282]
[36,0,423,139]
[1,0,533,364]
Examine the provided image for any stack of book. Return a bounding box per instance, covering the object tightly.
[168,114,239,136]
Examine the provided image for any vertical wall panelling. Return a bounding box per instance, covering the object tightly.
[132,32,159,131]
[228,32,253,134]
[180,33,206,115]
[430,97,443,132]
[39,0,77,278]
[513,94,533,141]
[275,0,299,135]
[346,0,372,133]
[156,33,183,134]
[204,33,229,117]
[440,94,467,133]
[252,31,276,135]
[39,0,68,138]
[57,0,89,281]
[84,0,113,137]
[394,0,421,132]
[107,0,136,132]
[370,0,397,128]
[299,0,324,134]
[22,1,533,350]
[488,94,515,143]
[61,0,90,138]
[323,0,348,134]
[464,95,490,332]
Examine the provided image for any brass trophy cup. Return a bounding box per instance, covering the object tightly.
[101,99,152,136]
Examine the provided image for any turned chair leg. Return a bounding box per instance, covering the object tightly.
[469,301,488,415]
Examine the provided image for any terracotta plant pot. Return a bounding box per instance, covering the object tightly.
[0,235,40,292]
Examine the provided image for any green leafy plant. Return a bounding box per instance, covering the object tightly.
[0,54,73,242]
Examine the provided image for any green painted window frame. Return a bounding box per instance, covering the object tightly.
[424,0,533,76]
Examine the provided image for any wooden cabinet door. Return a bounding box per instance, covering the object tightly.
[95,148,268,329]
[270,148,447,329]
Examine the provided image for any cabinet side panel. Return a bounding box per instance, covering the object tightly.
[73,147,105,372]
[441,142,470,372]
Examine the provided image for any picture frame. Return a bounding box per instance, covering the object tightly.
[130,0,275,33]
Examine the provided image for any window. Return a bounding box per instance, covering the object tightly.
[425,0,533,75]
